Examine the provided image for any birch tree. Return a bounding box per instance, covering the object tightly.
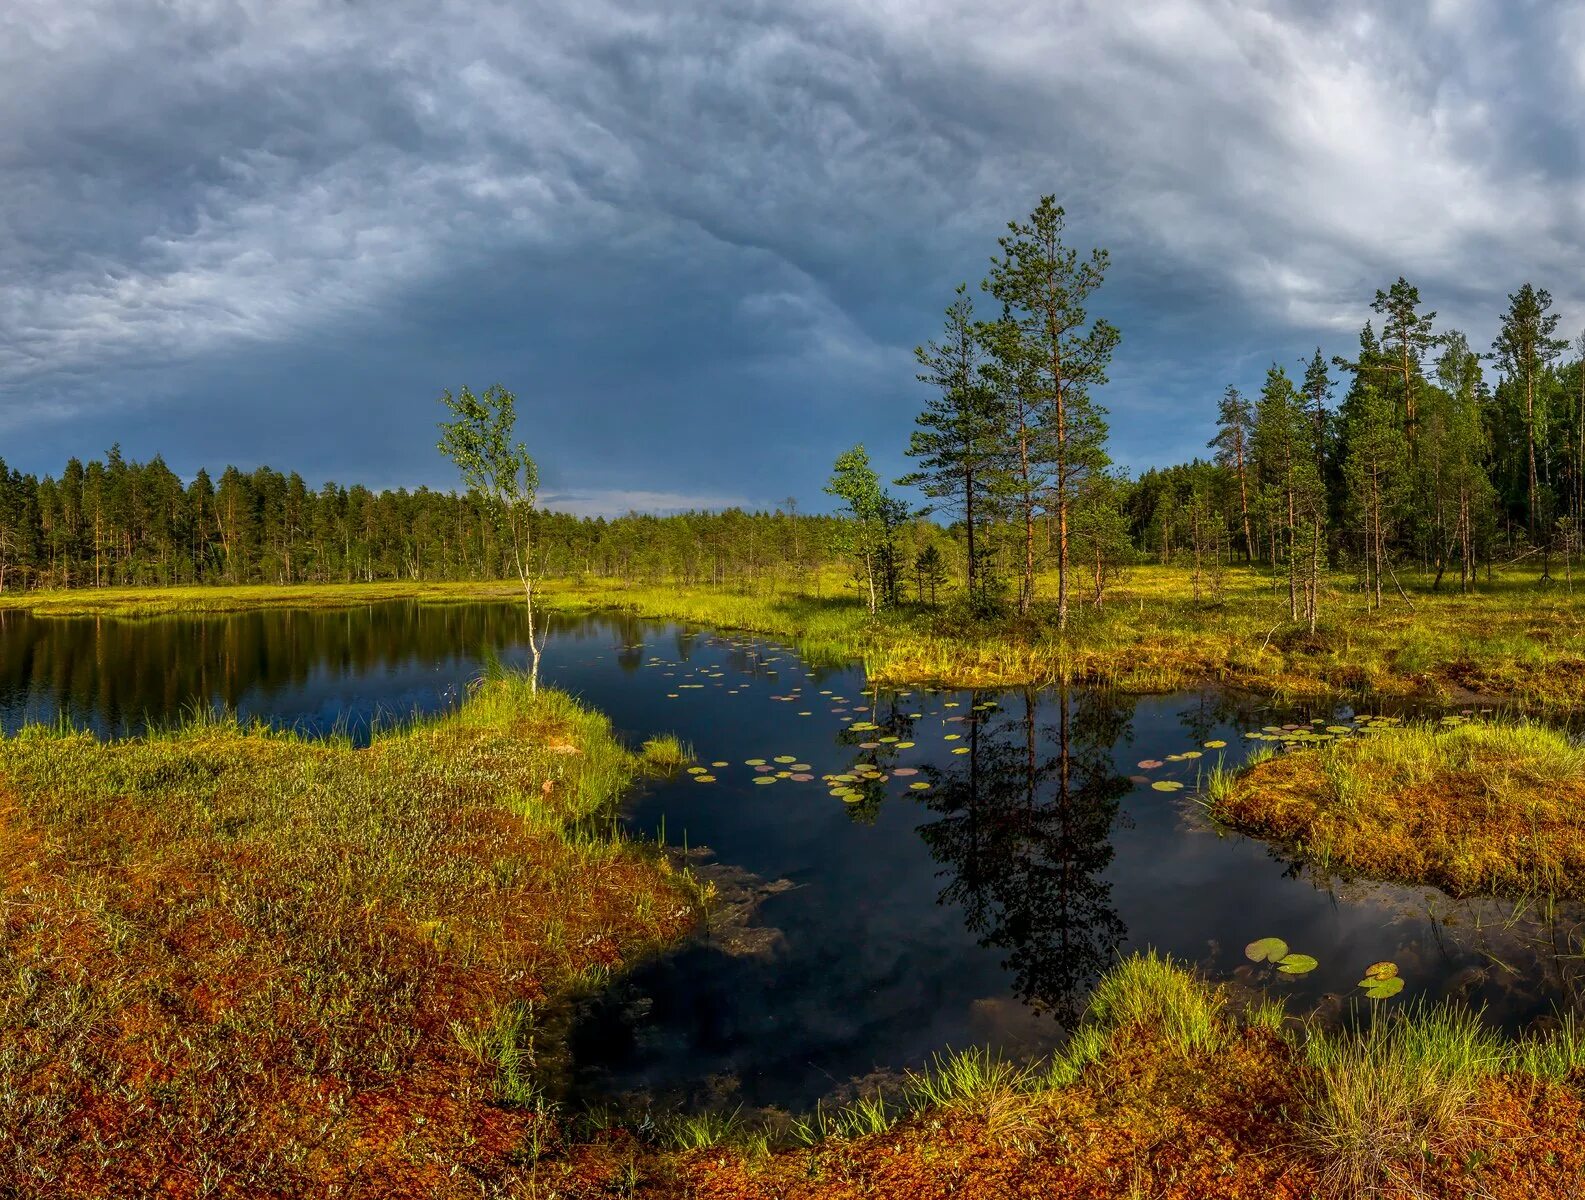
[438,384,545,692]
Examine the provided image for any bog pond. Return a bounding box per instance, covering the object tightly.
[3,600,1582,1115]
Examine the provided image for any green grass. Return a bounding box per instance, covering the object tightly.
[1301,1005,1510,1197]
[1084,948,1230,1055]
[1207,718,1585,897]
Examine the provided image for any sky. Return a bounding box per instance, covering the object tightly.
[2,0,1584,516]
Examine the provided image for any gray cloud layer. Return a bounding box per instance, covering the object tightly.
[3,0,1582,510]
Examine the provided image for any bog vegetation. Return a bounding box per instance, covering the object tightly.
[0,677,700,1198]
[1205,717,1585,897]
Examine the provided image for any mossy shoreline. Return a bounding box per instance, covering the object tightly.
[556,953,1585,1198]
[1205,718,1585,899]
[0,678,704,1198]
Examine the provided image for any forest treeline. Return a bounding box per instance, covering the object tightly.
[815,199,1585,627]
[2,197,1583,613]
[0,449,864,592]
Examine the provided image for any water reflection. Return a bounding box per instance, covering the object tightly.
[918,687,1131,1022]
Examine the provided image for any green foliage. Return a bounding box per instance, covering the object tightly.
[826,445,910,613]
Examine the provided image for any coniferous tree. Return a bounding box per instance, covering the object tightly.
[902,285,1005,610]
[1207,385,1256,561]
[1493,283,1568,548]
[1338,325,1409,608]
[984,196,1119,629]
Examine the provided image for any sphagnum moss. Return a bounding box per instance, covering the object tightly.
[1206,718,1585,897]
[0,676,700,1199]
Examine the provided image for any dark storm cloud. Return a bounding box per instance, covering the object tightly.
[2,0,1583,511]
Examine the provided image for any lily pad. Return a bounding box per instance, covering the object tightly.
[1363,961,1398,981]
[1138,759,1164,769]
[1245,937,1289,964]
[1362,976,1405,1000]
[1150,780,1185,792]
[1203,740,1227,749]
[1276,953,1318,976]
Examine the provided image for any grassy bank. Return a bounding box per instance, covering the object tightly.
[7,564,1585,708]
[0,579,521,617]
[1204,719,1585,897]
[544,565,1585,709]
[0,679,700,1199]
[555,953,1585,1198]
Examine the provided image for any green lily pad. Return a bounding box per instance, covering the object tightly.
[1362,976,1405,1000]
[1203,740,1227,749]
[1245,937,1289,964]
[1150,780,1185,792]
[1276,953,1318,975]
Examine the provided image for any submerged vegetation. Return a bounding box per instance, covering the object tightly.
[1206,717,1585,897]
[0,677,699,1198]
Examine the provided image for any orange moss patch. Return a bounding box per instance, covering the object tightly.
[529,1022,1585,1199]
[0,685,695,1199]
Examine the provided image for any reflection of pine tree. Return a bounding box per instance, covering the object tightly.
[917,686,1133,1022]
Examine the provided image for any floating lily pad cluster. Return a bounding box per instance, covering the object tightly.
[1245,938,1408,1001]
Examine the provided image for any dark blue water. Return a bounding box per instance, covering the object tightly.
[3,602,1580,1112]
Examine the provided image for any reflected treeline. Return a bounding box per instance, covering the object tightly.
[915,686,1135,1022]
[0,603,608,737]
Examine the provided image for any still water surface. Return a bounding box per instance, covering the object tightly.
[2,602,1580,1112]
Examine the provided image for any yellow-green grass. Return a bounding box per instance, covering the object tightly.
[1205,719,1585,897]
[8,564,1585,707]
[0,578,521,617]
[541,564,1585,709]
[0,678,701,1199]
[623,952,1585,1200]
